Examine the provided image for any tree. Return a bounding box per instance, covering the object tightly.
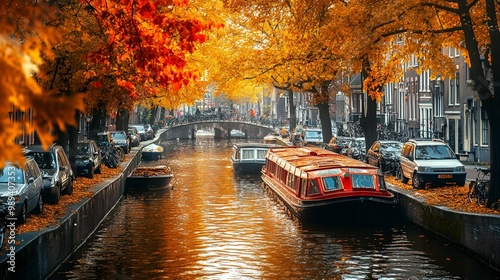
[0,0,84,167]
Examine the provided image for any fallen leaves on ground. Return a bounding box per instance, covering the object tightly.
[386,176,500,215]
[15,165,122,235]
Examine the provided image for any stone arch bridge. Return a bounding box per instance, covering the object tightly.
[161,121,277,140]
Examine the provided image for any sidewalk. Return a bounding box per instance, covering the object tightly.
[464,163,490,180]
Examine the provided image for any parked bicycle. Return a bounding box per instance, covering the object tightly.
[96,131,124,168]
[99,143,120,168]
[468,167,490,206]
[383,159,400,177]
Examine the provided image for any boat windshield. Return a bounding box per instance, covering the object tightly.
[351,174,375,189]
[322,176,343,191]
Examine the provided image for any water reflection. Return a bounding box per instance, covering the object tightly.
[50,138,499,279]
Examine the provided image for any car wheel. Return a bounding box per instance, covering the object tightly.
[33,192,44,214]
[87,165,95,179]
[17,202,27,224]
[63,178,74,195]
[48,185,61,204]
[400,166,409,184]
[412,172,422,189]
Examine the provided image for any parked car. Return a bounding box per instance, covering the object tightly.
[326,136,352,154]
[24,144,74,204]
[0,159,44,224]
[399,139,466,189]
[302,128,323,146]
[130,124,147,141]
[366,140,403,172]
[76,140,102,178]
[345,137,366,161]
[110,131,131,153]
[128,127,140,147]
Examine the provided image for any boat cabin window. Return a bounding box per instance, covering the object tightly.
[322,176,342,191]
[256,149,268,159]
[308,179,321,195]
[241,149,254,160]
[351,174,375,189]
[301,179,308,197]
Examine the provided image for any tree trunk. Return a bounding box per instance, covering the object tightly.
[54,126,68,151]
[486,101,499,207]
[116,108,129,131]
[357,62,376,151]
[457,0,499,207]
[317,102,332,144]
[318,82,332,143]
[159,107,166,121]
[484,0,500,207]
[67,111,80,175]
[362,95,378,151]
[287,90,297,132]
[89,105,107,141]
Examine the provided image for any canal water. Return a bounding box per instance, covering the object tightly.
[50,137,499,279]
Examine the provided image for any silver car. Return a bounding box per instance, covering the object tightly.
[399,139,466,189]
[0,159,44,224]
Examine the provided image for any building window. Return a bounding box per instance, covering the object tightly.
[449,78,455,105]
[481,106,489,145]
[419,70,430,92]
[481,119,489,145]
[455,72,460,106]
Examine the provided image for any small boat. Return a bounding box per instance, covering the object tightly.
[230,143,280,174]
[142,143,163,160]
[127,165,174,190]
[261,146,398,223]
[230,129,246,138]
[263,132,280,144]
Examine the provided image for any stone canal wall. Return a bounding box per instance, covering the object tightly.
[0,134,162,280]
[388,184,500,270]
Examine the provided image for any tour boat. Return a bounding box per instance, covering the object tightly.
[261,146,398,223]
[126,165,174,190]
[142,143,163,160]
[230,143,280,174]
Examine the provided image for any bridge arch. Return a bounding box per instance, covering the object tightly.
[161,121,277,140]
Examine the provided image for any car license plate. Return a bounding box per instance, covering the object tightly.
[439,174,453,179]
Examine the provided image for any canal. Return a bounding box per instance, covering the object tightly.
[49,137,499,279]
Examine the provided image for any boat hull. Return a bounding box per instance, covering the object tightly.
[142,151,162,160]
[126,174,173,190]
[262,174,399,224]
[231,161,265,174]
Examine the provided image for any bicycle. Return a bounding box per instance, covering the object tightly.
[382,159,399,176]
[468,167,490,206]
[99,143,120,168]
